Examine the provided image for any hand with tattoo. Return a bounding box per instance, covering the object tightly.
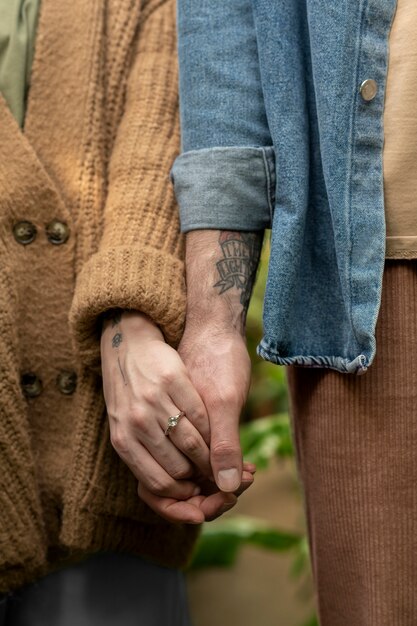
[101,310,255,523]
[178,230,263,493]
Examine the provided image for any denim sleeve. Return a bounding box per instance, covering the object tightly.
[172,0,275,233]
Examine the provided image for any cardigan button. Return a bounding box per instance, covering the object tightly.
[359,79,378,102]
[56,370,77,395]
[45,220,70,245]
[21,373,43,398]
[13,221,37,245]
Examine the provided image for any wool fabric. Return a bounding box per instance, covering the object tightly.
[0,0,198,594]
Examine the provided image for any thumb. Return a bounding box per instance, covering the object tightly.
[209,395,243,492]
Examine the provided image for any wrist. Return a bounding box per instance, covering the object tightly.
[184,229,263,336]
[182,315,247,346]
[185,302,246,336]
[102,309,164,342]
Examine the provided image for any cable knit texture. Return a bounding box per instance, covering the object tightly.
[0,0,198,593]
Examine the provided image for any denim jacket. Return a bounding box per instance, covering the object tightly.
[171,0,398,374]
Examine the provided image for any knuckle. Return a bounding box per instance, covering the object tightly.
[181,434,201,456]
[147,474,172,496]
[211,387,240,410]
[110,429,130,456]
[159,366,181,386]
[141,385,159,406]
[211,440,239,462]
[189,407,207,426]
[170,465,192,480]
[129,408,150,434]
[223,387,241,407]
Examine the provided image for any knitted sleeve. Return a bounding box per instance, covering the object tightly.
[69,0,185,370]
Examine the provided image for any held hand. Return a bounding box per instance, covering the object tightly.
[101,310,253,524]
[138,461,256,524]
[178,229,263,494]
[101,311,211,520]
[178,324,252,494]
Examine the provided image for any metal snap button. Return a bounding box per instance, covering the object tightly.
[359,79,378,102]
[56,370,77,395]
[13,221,37,245]
[21,373,43,398]
[45,220,70,245]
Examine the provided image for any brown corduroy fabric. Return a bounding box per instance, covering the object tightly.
[0,0,199,594]
[287,261,417,626]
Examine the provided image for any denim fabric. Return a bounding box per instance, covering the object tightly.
[172,147,275,232]
[172,0,398,374]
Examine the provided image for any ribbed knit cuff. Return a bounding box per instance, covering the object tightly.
[60,508,201,571]
[69,246,186,370]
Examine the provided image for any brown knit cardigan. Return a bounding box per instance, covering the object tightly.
[0,0,198,593]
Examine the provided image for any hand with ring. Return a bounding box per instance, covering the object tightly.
[101,310,255,524]
[139,407,256,523]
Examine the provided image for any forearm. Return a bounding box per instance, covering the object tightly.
[179,229,263,493]
[184,230,264,335]
[69,0,185,371]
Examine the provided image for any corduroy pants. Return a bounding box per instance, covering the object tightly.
[287,261,417,626]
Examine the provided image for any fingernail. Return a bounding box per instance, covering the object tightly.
[241,476,254,484]
[217,468,240,492]
[192,486,201,496]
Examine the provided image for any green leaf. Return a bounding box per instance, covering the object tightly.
[189,532,242,569]
[189,516,302,570]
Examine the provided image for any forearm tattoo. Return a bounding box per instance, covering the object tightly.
[214,231,263,326]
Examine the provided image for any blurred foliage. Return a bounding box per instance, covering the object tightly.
[189,238,317,624]
[240,412,293,469]
[191,515,302,570]
[190,414,305,572]
[244,237,289,421]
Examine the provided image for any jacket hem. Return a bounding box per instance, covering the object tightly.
[257,339,368,375]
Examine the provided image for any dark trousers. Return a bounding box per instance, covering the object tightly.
[0,553,192,626]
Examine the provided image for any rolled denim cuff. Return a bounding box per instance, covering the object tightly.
[171,146,275,233]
